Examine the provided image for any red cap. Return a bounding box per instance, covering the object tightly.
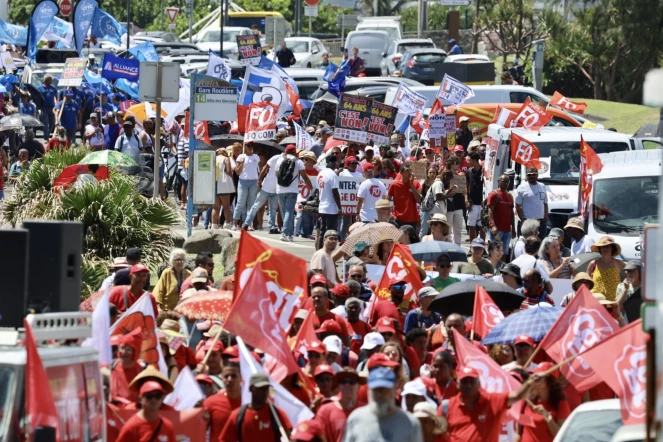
[203,340,224,353]
[388,277,407,287]
[375,317,396,334]
[195,374,214,385]
[222,345,239,358]
[292,419,324,441]
[457,366,480,380]
[316,319,342,335]
[367,353,400,370]
[514,335,534,347]
[530,361,559,379]
[130,263,149,274]
[454,145,465,152]
[314,364,335,377]
[424,147,434,151]
[305,340,326,354]
[363,163,374,172]
[139,380,166,396]
[285,144,297,155]
[310,274,327,286]
[331,284,350,299]
[344,156,358,167]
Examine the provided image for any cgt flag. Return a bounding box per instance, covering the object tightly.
[510,132,542,170]
[374,244,423,303]
[513,98,552,130]
[72,0,98,54]
[27,0,59,60]
[471,285,504,339]
[579,136,603,220]
[550,91,587,114]
[579,320,647,425]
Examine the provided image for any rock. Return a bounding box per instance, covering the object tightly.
[220,237,239,276]
[171,231,185,248]
[182,230,232,254]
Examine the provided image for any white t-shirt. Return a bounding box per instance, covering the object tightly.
[357,178,386,222]
[511,254,550,280]
[262,155,279,193]
[86,124,105,147]
[340,169,363,179]
[429,179,449,215]
[515,181,548,219]
[275,155,305,194]
[236,153,260,180]
[571,235,595,255]
[317,168,339,215]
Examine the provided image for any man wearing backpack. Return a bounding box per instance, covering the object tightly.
[275,144,312,242]
[114,120,143,165]
[486,174,516,256]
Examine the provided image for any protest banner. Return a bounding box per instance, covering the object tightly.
[367,101,397,145]
[428,114,446,140]
[58,57,86,87]
[390,82,427,116]
[333,93,373,144]
[244,101,278,142]
[437,74,475,105]
[410,161,428,181]
[236,34,262,66]
[101,53,140,82]
[445,114,456,147]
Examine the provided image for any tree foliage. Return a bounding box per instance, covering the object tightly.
[401,4,476,33]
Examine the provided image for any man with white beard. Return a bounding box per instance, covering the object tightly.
[342,367,423,442]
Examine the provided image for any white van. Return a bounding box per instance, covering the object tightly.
[484,125,635,232]
[356,16,402,41]
[345,30,390,76]
[586,150,661,260]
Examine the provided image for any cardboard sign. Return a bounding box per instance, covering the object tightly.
[410,160,428,181]
[0,51,16,71]
[236,34,262,66]
[428,114,446,140]
[445,114,457,147]
[366,101,397,145]
[58,57,86,87]
[334,93,373,144]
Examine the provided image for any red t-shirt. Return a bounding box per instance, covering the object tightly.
[520,399,571,442]
[315,401,360,442]
[347,319,372,355]
[108,286,159,315]
[403,344,421,378]
[486,189,514,233]
[369,300,401,327]
[459,159,470,174]
[203,391,242,442]
[46,138,70,151]
[110,362,142,404]
[388,180,422,223]
[116,414,177,442]
[220,405,292,442]
[434,379,458,403]
[312,311,351,341]
[445,391,509,442]
[123,402,175,411]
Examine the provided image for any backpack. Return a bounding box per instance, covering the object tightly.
[236,404,280,442]
[422,184,436,212]
[277,155,297,187]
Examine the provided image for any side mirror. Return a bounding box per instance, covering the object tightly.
[312,49,319,54]
[381,52,386,57]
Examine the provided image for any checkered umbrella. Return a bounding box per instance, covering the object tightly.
[481,306,563,345]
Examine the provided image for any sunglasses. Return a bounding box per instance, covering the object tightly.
[438,264,452,269]
[173,258,185,263]
[143,392,163,400]
[526,173,538,177]
[350,274,363,279]
[339,379,358,385]
[349,162,358,165]
[384,350,399,357]
[391,283,406,290]
[308,352,322,359]
[430,222,443,227]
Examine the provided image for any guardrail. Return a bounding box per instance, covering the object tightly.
[321,39,345,58]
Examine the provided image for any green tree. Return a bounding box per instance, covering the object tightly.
[302,4,354,35]
[401,4,476,34]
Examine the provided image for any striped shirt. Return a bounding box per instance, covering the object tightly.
[177,136,188,171]
[518,287,555,309]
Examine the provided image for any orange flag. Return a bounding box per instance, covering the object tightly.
[510,132,542,169]
[491,105,517,127]
[579,136,604,220]
[550,91,587,114]
[471,286,504,339]
[513,98,552,129]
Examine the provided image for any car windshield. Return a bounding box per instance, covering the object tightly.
[0,365,18,438]
[524,141,630,184]
[397,42,434,53]
[359,26,399,41]
[592,176,659,235]
[558,409,622,442]
[200,30,246,43]
[288,41,309,53]
[412,53,445,63]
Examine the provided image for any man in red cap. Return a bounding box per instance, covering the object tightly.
[502,335,538,371]
[316,368,362,442]
[196,340,225,390]
[387,162,422,230]
[203,360,242,442]
[116,380,177,442]
[369,278,412,329]
[314,363,335,398]
[356,162,387,222]
[110,327,144,405]
[310,286,350,341]
[303,340,327,381]
[453,145,469,173]
[108,264,158,315]
[443,366,539,442]
[275,144,312,242]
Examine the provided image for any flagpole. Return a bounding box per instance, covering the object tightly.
[200,326,224,367]
[268,401,290,442]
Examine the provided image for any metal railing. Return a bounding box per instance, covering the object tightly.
[321,39,345,58]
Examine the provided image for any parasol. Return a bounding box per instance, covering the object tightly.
[408,241,468,263]
[53,164,109,190]
[79,150,138,167]
[481,306,563,345]
[126,102,168,123]
[340,222,406,255]
[0,114,43,131]
[429,280,525,316]
[568,252,601,273]
[174,290,233,321]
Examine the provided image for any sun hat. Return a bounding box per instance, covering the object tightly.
[571,272,594,291]
[564,217,585,233]
[427,213,450,228]
[592,292,616,305]
[590,236,622,256]
[129,365,174,395]
[112,257,130,269]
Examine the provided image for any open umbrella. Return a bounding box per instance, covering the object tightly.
[174,290,233,321]
[569,252,600,273]
[24,83,44,109]
[481,306,563,345]
[408,241,468,263]
[0,114,43,131]
[340,222,406,255]
[53,164,109,191]
[279,136,297,145]
[126,102,168,123]
[429,280,524,316]
[79,150,138,167]
[324,137,345,152]
[209,134,244,148]
[80,290,107,312]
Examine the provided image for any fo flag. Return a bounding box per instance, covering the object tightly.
[537,286,618,391]
[437,73,475,105]
[27,0,59,60]
[550,91,587,114]
[491,105,517,128]
[510,133,542,169]
[206,49,231,81]
[72,0,98,54]
[373,244,423,306]
[471,286,504,339]
[580,320,647,425]
[244,101,278,143]
[579,136,603,220]
[513,98,552,130]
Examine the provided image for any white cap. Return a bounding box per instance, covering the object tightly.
[360,332,385,351]
[295,309,309,320]
[323,335,342,355]
[401,378,437,406]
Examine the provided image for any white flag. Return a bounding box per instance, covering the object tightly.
[206,50,231,81]
[82,289,112,365]
[437,74,475,105]
[239,65,289,118]
[41,17,74,47]
[390,82,427,116]
[237,337,314,425]
[294,123,314,151]
[164,366,205,410]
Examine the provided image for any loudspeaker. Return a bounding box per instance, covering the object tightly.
[35,49,80,64]
[0,229,29,328]
[23,221,83,314]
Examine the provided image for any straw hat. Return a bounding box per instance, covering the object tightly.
[571,272,594,291]
[590,236,621,256]
[564,217,585,233]
[592,292,616,305]
[427,213,450,228]
[128,365,174,395]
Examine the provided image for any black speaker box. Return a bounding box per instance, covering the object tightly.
[35,49,80,64]
[23,221,83,314]
[0,229,29,328]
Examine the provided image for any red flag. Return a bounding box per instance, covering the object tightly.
[234,232,308,330]
[510,132,542,169]
[236,104,249,134]
[24,318,59,437]
[411,110,425,135]
[286,82,303,117]
[579,136,604,220]
[513,98,552,129]
[244,101,278,142]
[183,111,211,144]
[374,244,423,302]
[491,105,517,127]
[537,286,619,391]
[579,320,647,425]
[471,286,504,339]
[292,309,318,356]
[550,91,587,114]
[224,263,300,377]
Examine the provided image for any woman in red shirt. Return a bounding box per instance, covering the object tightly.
[519,363,571,442]
[116,381,177,442]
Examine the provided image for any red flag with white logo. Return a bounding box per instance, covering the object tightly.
[225,263,300,379]
[184,111,211,144]
[471,286,504,339]
[411,110,426,135]
[510,133,542,169]
[537,286,618,391]
[491,105,517,127]
[244,101,278,143]
[550,91,587,114]
[513,98,552,130]
[579,320,647,425]
[292,309,318,357]
[579,136,604,221]
[374,243,423,302]
[286,82,303,117]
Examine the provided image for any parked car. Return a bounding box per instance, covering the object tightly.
[553,399,622,442]
[344,30,390,76]
[195,26,253,59]
[380,38,436,76]
[161,51,210,66]
[356,16,402,41]
[280,37,328,68]
[399,48,448,85]
[444,53,490,63]
[134,31,181,42]
[309,77,423,100]
[191,58,245,79]
[283,68,326,81]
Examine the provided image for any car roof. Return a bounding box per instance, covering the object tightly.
[509,127,632,143]
[405,48,447,55]
[285,37,319,42]
[394,38,433,44]
[347,30,390,36]
[595,150,663,179]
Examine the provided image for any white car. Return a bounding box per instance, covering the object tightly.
[444,53,491,63]
[554,399,622,442]
[195,26,254,59]
[268,37,327,68]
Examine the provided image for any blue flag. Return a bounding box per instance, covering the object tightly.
[0,19,27,46]
[114,78,139,100]
[73,0,98,55]
[90,8,126,46]
[0,74,20,88]
[257,55,275,69]
[101,52,139,82]
[27,0,59,60]
[128,40,159,62]
[84,69,101,84]
[324,61,348,98]
[397,114,410,134]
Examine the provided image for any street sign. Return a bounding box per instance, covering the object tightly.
[58,0,72,17]
[305,0,320,5]
[193,77,238,122]
[166,7,179,24]
[336,14,358,28]
[439,0,470,5]
[304,6,318,17]
[265,16,287,47]
[138,62,180,102]
[59,57,86,87]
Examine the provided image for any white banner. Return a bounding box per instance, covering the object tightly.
[390,82,428,116]
[41,16,74,47]
[206,50,231,81]
[164,366,205,410]
[294,123,314,151]
[437,74,475,105]
[82,289,112,365]
[428,114,446,139]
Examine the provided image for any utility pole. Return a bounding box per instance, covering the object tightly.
[219,0,224,56]
[188,0,194,42]
[126,0,131,53]
[472,0,480,53]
